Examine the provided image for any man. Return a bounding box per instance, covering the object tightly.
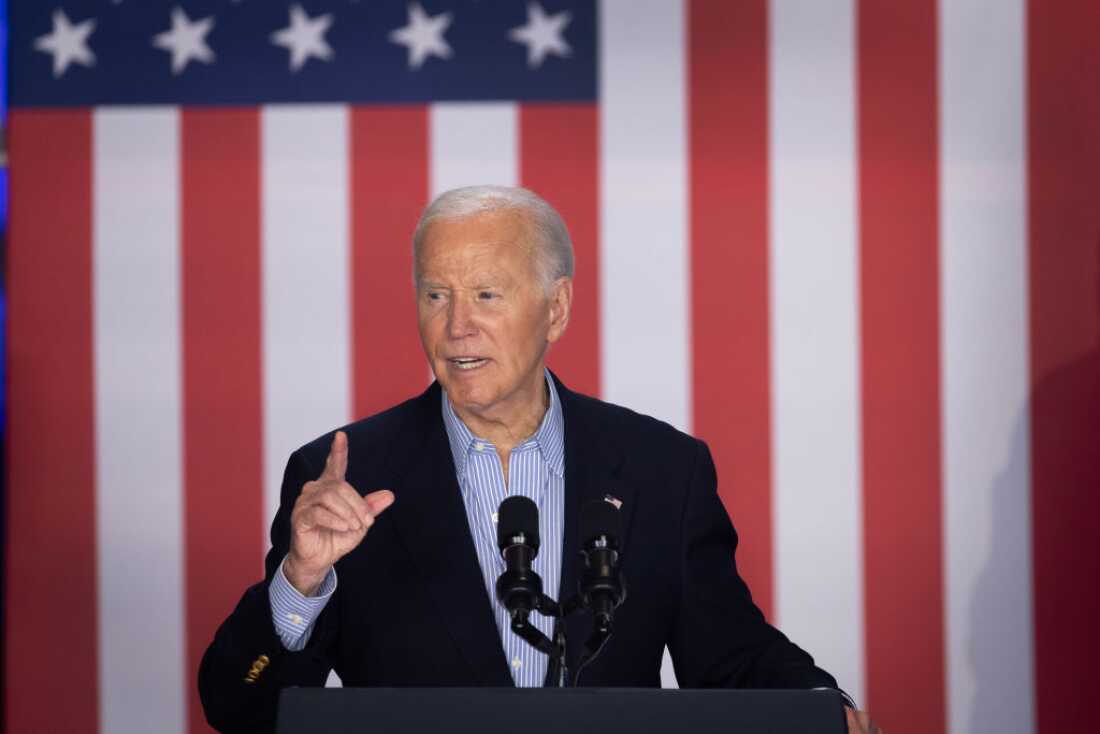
[199,186,880,733]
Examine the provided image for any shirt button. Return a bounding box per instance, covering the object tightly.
[491,512,498,524]
[474,442,485,452]
[287,613,303,626]
[511,657,522,669]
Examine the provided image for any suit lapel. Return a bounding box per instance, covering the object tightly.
[386,385,513,686]
[554,375,638,675]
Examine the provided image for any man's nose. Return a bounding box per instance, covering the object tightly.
[446,297,477,339]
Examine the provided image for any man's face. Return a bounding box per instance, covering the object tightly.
[416,208,570,419]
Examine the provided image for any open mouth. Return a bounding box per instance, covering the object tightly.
[448,357,489,371]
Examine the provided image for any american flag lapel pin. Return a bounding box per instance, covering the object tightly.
[603,494,623,510]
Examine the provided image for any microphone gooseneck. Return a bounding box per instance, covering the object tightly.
[494,496,567,684]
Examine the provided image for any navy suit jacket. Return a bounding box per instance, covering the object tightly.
[198,374,839,732]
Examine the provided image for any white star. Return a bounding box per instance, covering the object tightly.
[153,7,215,75]
[271,4,334,72]
[388,2,453,70]
[508,2,571,68]
[34,9,96,78]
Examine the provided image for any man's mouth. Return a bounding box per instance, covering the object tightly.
[448,357,489,371]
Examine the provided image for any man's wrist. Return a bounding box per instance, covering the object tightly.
[283,556,329,597]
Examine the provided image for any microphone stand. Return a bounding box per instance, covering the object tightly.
[521,592,615,688]
[501,577,620,688]
[570,622,612,688]
[507,593,575,687]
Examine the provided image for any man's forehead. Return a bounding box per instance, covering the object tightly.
[422,208,532,246]
[418,264,509,285]
[418,213,539,272]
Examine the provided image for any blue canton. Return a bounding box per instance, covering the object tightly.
[12,1,597,107]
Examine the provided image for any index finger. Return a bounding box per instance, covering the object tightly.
[322,430,349,480]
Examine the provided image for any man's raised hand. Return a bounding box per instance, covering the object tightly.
[284,431,395,596]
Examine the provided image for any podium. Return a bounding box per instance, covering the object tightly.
[276,687,847,733]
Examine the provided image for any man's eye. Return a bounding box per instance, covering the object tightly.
[478,291,497,300]
[427,292,444,301]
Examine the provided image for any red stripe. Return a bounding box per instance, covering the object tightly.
[520,104,600,398]
[858,3,945,730]
[688,0,774,619]
[5,111,99,731]
[181,109,264,734]
[350,106,431,418]
[1027,0,1100,729]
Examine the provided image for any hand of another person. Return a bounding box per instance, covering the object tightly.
[846,707,883,734]
[283,431,394,595]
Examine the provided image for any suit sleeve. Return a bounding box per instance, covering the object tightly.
[197,447,341,734]
[667,439,840,691]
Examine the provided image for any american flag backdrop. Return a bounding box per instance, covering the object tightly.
[5,1,1098,732]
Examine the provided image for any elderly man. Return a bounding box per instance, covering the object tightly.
[199,186,880,733]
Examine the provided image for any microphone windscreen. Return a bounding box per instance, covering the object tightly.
[497,495,540,552]
[579,499,623,549]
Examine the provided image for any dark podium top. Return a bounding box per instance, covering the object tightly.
[276,687,847,734]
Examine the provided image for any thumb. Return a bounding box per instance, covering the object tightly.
[322,431,349,480]
[365,489,395,517]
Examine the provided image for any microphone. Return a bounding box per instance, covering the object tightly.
[495,496,543,624]
[578,499,626,635]
[495,496,567,680]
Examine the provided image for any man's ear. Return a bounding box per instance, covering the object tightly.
[546,277,573,344]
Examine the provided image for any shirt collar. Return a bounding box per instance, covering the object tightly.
[441,369,566,481]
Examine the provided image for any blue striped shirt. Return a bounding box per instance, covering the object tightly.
[269,371,565,688]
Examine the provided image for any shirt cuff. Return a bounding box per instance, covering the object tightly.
[268,556,337,652]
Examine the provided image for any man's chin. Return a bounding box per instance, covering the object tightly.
[440,378,493,410]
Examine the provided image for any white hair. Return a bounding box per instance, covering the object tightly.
[412,185,575,290]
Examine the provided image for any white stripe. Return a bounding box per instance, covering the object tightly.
[93,107,185,734]
[427,103,518,383]
[939,2,1034,732]
[261,105,352,540]
[430,103,518,195]
[600,0,688,688]
[768,0,865,706]
[599,0,690,434]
